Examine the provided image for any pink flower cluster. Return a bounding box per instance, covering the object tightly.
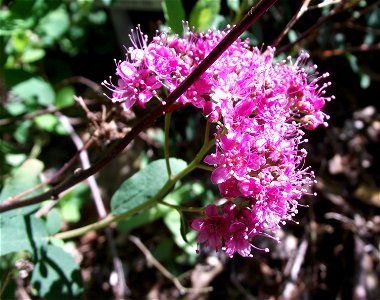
[104,25,333,257]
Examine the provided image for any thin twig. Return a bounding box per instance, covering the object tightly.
[54,76,103,95]
[278,0,346,53]
[282,234,309,300]
[0,0,278,214]
[307,0,342,10]
[57,112,130,299]
[57,112,106,216]
[324,212,355,224]
[230,263,255,300]
[186,257,223,300]
[271,0,311,48]
[346,0,380,23]
[344,22,380,35]
[35,198,59,218]
[54,135,216,241]
[0,106,61,126]
[128,235,212,295]
[354,235,367,299]
[313,43,380,57]
[3,138,92,204]
[0,270,12,298]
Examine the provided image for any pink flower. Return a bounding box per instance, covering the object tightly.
[190,204,232,251]
[301,111,327,129]
[103,25,333,258]
[224,222,252,257]
[103,60,162,110]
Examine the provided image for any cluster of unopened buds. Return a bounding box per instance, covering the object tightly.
[103,24,334,257]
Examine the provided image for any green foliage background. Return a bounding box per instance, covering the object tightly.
[1,0,379,299]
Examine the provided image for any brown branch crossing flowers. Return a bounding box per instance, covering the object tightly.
[0,0,278,214]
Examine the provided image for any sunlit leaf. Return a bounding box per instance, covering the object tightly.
[0,158,44,217]
[55,86,75,108]
[59,183,89,223]
[0,215,48,257]
[11,77,55,107]
[360,73,371,89]
[5,153,27,167]
[88,11,107,25]
[227,0,240,12]
[162,0,186,35]
[189,0,221,32]
[13,120,32,144]
[34,113,67,135]
[163,209,197,259]
[37,7,70,40]
[117,205,171,232]
[31,245,83,299]
[111,158,187,216]
[21,48,45,63]
[5,101,27,116]
[117,182,204,231]
[10,31,29,53]
[45,208,61,235]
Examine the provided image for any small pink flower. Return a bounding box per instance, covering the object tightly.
[225,222,252,257]
[301,111,326,129]
[190,204,231,251]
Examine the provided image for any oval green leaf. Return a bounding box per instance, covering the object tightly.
[189,0,221,32]
[0,158,44,217]
[111,158,187,216]
[11,77,55,106]
[0,215,48,257]
[31,245,83,299]
[162,0,186,35]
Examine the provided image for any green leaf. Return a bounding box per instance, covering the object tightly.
[34,114,58,131]
[10,31,29,53]
[88,11,107,25]
[11,78,55,106]
[59,183,89,223]
[111,158,187,216]
[0,215,48,257]
[360,73,371,89]
[45,208,61,235]
[288,29,297,43]
[162,0,186,35]
[37,7,70,40]
[189,0,221,32]
[227,0,240,12]
[55,86,75,108]
[179,209,189,244]
[117,181,204,231]
[0,159,44,201]
[0,140,17,154]
[31,245,83,299]
[21,48,46,63]
[100,0,113,6]
[163,209,197,259]
[14,120,32,144]
[117,205,171,232]
[0,158,44,217]
[34,113,67,135]
[347,53,359,73]
[153,238,174,262]
[5,101,27,116]
[5,153,27,167]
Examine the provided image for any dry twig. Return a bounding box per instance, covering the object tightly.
[128,235,213,296]
[57,111,130,299]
